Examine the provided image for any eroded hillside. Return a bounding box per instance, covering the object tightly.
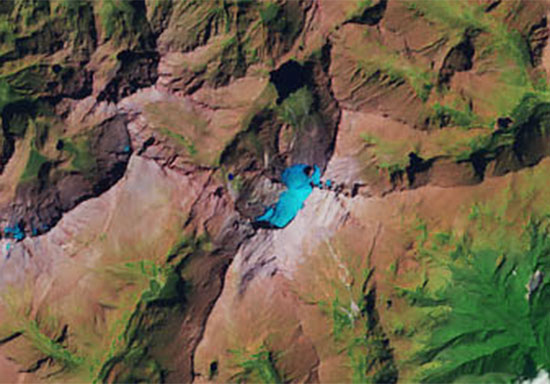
[0,0,550,383]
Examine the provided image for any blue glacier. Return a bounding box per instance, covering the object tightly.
[256,164,321,228]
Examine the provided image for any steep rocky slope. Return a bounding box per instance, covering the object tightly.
[0,0,550,383]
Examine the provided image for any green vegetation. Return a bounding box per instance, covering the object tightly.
[315,254,397,384]
[15,0,50,29]
[329,296,356,342]
[406,218,550,382]
[406,0,542,119]
[21,319,84,369]
[243,130,264,157]
[0,80,25,113]
[20,140,49,183]
[322,282,397,384]
[346,0,374,21]
[54,0,96,51]
[360,132,414,173]
[94,235,196,382]
[147,0,171,18]
[3,65,50,96]
[349,333,398,384]
[406,1,487,34]
[54,0,81,12]
[2,294,84,374]
[95,322,164,384]
[120,259,185,304]
[220,34,238,51]
[0,15,14,50]
[94,272,177,382]
[456,93,550,161]
[6,113,29,138]
[158,127,197,156]
[62,136,96,173]
[143,101,213,163]
[230,345,283,384]
[432,101,483,129]
[348,337,371,384]
[54,0,89,15]
[357,0,373,8]
[98,0,137,41]
[165,232,212,265]
[355,53,434,102]
[244,45,260,64]
[116,259,181,303]
[259,2,279,25]
[276,86,313,130]
[98,346,164,383]
[455,132,499,161]
[181,0,231,47]
[229,173,244,192]
[509,93,550,130]
[166,233,195,262]
[259,1,287,33]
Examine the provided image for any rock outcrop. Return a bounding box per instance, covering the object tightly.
[1,1,550,383]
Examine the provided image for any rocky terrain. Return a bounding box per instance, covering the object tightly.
[1,0,550,383]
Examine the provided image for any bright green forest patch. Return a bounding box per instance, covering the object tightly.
[405,218,550,383]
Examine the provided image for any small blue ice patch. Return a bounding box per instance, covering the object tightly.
[4,224,24,240]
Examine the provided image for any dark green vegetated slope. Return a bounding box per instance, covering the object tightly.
[230,345,283,384]
[411,218,550,383]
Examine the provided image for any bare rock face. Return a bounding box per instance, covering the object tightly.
[438,30,476,86]
[221,47,341,220]
[290,46,341,170]
[528,16,550,66]
[98,51,160,103]
[346,0,388,26]
[3,1,550,384]
[0,115,131,238]
[423,158,481,187]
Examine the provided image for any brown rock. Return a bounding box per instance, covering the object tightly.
[429,158,481,187]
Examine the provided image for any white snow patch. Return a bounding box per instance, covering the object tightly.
[522,371,550,384]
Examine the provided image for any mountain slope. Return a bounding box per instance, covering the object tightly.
[0,0,549,383]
